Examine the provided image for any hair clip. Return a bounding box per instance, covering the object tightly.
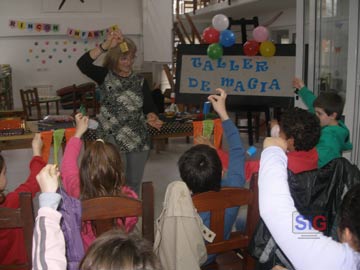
[96,139,105,143]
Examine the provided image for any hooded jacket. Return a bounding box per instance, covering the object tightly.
[249,157,360,269]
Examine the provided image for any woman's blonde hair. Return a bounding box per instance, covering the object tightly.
[80,230,161,270]
[103,37,137,72]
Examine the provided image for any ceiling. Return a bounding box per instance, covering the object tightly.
[191,0,296,21]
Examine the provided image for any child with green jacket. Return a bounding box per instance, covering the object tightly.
[293,77,352,167]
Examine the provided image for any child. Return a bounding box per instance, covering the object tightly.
[33,164,160,270]
[0,133,45,266]
[178,88,245,262]
[60,113,138,250]
[246,107,321,179]
[259,137,360,269]
[293,77,352,167]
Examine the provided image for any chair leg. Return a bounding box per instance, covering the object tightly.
[244,254,256,270]
[56,100,60,115]
[254,113,260,143]
[247,111,253,146]
[265,107,271,136]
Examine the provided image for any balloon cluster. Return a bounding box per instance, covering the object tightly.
[243,26,276,57]
[202,14,236,60]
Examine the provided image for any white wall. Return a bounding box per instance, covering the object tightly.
[143,0,173,63]
[193,8,296,44]
[0,0,144,108]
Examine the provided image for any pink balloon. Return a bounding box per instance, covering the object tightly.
[253,26,269,42]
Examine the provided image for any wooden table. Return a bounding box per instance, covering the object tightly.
[0,121,38,151]
[0,120,194,152]
[147,121,193,153]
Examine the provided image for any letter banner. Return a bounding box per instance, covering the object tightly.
[66,24,118,40]
[9,20,60,33]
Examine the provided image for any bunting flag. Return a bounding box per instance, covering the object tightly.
[192,121,203,140]
[192,119,223,149]
[41,130,54,163]
[53,129,65,165]
[9,20,59,33]
[202,120,214,139]
[67,24,118,40]
[65,128,76,143]
[213,118,223,149]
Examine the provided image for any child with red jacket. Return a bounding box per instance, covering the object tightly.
[0,134,45,267]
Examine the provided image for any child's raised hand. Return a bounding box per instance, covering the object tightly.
[194,136,215,148]
[74,113,89,138]
[292,77,305,89]
[36,164,59,193]
[263,137,287,151]
[208,88,229,121]
[32,133,43,157]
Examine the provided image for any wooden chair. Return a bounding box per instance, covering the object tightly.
[20,88,60,120]
[81,181,154,242]
[235,105,270,146]
[72,82,99,117]
[192,173,259,270]
[0,110,26,119]
[0,192,34,270]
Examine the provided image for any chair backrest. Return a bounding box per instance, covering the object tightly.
[20,88,42,120]
[81,181,154,242]
[192,173,259,255]
[73,82,98,116]
[0,192,34,270]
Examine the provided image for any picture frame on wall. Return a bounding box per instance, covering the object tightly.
[42,0,102,13]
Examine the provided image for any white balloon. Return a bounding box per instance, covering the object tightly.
[212,14,229,32]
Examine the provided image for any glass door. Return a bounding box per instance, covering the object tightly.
[313,0,349,97]
[301,0,360,164]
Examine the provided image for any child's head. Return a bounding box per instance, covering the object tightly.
[178,144,222,194]
[80,140,124,200]
[338,184,360,252]
[313,91,344,126]
[80,230,160,270]
[279,107,320,152]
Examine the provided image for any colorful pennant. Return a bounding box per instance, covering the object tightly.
[41,130,54,163]
[192,119,223,149]
[40,127,76,164]
[53,129,65,165]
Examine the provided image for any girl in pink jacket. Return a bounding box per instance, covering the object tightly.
[61,113,138,250]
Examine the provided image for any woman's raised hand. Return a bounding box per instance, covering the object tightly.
[103,30,124,50]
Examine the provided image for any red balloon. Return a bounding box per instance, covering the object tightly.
[243,40,260,56]
[202,27,220,44]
